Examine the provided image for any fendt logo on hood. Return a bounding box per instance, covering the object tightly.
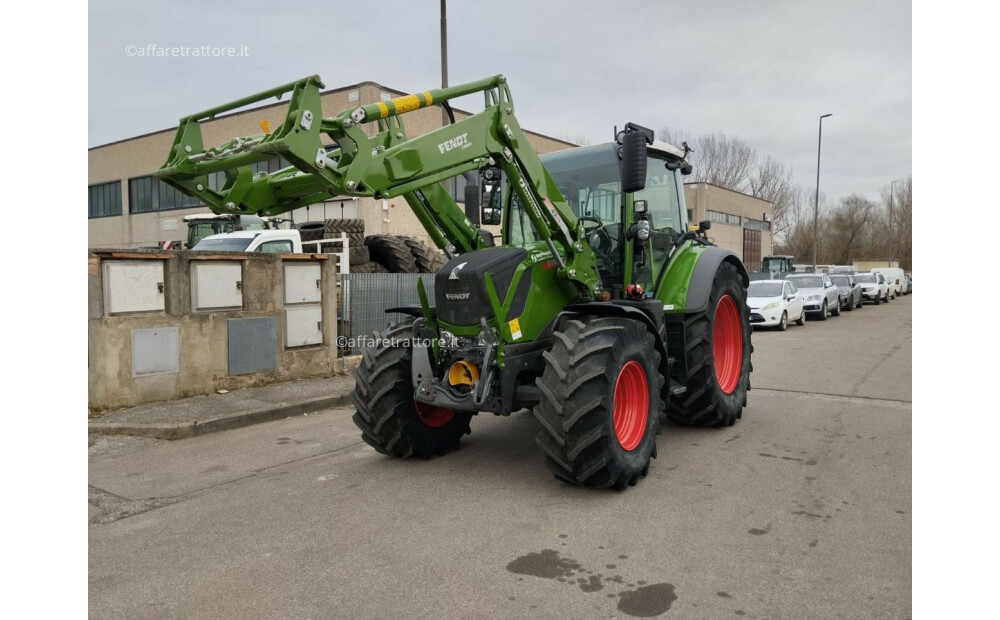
[445,293,470,300]
[438,133,470,154]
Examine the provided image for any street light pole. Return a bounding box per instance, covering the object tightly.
[889,179,900,266]
[813,113,832,271]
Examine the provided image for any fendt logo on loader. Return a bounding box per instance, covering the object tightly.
[438,133,470,154]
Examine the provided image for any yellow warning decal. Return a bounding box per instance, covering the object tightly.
[376,102,389,118]
[508,317,522,340]
[391,94,422,114]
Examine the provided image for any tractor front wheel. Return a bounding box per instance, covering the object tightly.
[534,317,663,490]
[351,319,472,458]
[666,261,752,427]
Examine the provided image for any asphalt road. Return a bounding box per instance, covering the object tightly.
[89,295,912,619]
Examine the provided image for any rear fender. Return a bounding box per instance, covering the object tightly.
[657,243,749,314]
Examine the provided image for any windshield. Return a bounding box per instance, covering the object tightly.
[855,275,876,283]
[830,276,851,287]
[192,237,253,251]
[788,276,823,288]
[748,282,783,297]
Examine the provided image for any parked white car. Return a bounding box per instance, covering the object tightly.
[855,272,889,304]
[784,273,841,320]
[192,229,304,253]
[872,267,904,299]
[747,280,805,331]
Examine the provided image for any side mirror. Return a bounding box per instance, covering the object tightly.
[620,130,648,193]
[464,184,481,226]
[699,220,711,232]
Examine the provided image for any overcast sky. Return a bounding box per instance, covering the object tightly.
[89,0,911,205]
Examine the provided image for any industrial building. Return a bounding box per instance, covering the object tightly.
[683,182,774,269]
[87,80,575,249]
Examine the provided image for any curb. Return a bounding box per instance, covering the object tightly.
[88,393,353,441]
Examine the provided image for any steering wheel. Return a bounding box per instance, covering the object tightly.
[579,216,613,250]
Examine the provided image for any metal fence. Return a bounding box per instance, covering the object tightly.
[338,273,436,355]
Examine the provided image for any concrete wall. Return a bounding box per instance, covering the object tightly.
[88,81,576,250]
[683,183,774,265]
[88,250,344,411]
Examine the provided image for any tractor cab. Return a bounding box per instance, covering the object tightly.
[505,140,690,297]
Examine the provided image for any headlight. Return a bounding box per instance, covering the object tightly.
[840,288,850,295]
[761,301,779,312]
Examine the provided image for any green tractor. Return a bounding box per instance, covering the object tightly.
[156,74,752,490]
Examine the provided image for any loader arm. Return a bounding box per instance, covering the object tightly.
[155,75,598,295]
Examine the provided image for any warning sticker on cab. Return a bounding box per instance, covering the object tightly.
[508,318,522,341]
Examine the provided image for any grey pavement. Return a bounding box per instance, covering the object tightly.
[89,374,357,439]
[89,296,912,619]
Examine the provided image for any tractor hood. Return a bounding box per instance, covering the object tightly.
[435,247,530,327]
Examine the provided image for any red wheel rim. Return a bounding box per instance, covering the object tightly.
[414,402,455,428]
[712,294,743,394]
[613,361,649,451]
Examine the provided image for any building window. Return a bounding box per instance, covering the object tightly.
[687,209,693,222]
[89,181,122,218]
[707,209,742,226]
[746,219,771,231]
[129,176,201,213]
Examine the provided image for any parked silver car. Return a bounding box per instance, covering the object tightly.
[785,273,841,320]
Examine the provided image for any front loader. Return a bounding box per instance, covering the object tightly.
[156,74,752,490]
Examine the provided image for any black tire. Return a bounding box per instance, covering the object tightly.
[874,294,881,306]
[403,237,445,273]
[365,235,419,273]
[534,317,663,490]
[370,261,389,273]
[845,297,854,311]
[796,311,805,326]
[818,300,828,320]
[323,218,365,235]
[349,246,370,265]
[831,298,841,317]
[666,261,752,428]
[296,221,325,231]
[856,296,863,309]
[778,311,788,331]
[352,319,473,458]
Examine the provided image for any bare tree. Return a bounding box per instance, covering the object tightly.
[828,194,876,264]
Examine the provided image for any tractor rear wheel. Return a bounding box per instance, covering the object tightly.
[351,319,473,458]
[534,317,663,490]
[666,261,752,427]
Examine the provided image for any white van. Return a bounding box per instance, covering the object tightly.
[872,267,905,298]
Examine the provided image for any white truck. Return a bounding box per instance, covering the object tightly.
[191,229,351,275]
[872,267,905,299]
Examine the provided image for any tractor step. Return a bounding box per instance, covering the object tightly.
[669,379,687,396]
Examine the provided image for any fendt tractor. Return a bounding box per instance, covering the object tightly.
[156,74,753,490]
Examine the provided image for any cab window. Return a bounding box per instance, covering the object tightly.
[257,240,292,253]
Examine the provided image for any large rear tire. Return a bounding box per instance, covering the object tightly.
[351,319,473,458]
[666,261,752,427]
[534,317,663,490]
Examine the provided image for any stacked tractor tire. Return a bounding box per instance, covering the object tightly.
[294,219,444,274]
